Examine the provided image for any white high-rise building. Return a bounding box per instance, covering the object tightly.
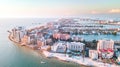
[15,31,25,42]
[12,28,17,38]
[51,42,66,53]
[67,42,85,52]
[13,26,26,42]
[97,39,114,58]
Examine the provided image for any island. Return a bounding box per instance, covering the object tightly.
[8,18,120,67]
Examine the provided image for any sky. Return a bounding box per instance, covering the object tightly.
[0,0,120,18]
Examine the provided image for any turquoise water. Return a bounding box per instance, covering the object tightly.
[79,35,120,41]
[0,18,82,67]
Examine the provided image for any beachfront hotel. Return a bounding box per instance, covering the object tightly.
[67,42,85,52]
[97,39,114,58]
[51,42,67,53]
[51,41,85,53]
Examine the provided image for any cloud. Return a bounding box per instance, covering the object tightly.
[91,9,120,14]
[109,9,120,13]
[91,11,100,14]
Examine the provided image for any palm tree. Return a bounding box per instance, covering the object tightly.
[82,45,85,62]
[65,45,67,57]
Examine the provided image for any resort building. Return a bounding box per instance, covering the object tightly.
[97,39,114,58]
[67,42,85,52]
[51,42,67,53]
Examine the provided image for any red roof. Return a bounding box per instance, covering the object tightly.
[103,49,107,52]
[108,49,113,52]
[99,49,114,52]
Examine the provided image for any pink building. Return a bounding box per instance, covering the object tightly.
[53,33,60,39]
[21,35,30,45]
[53,33,70,40]
[60,34,70,40]
[97,39,114,58]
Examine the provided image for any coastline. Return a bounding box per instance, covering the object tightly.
[8,32,120,67]
[8,33,89,67]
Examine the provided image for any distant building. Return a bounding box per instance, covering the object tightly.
[28,34,37,45]
[37,32,43,38]
[97,39,114,58]
[37,37,46,48]
[51,42,66,53]
[53,33,70,40]
[53,23,60,29]
[12,28,17,38]
[89,50,98,60]
[71,35,84,41]
[12,26,26,42]
[15,31,25,42]
[46,38,53,45]
[67,42,85,52]
[21,35,30,45]
[60,34,70,40]
[47,22,54,29]
[53,33,60,39]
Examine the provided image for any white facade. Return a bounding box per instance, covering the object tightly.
[67,42,85,52]
[12,26,26,42]
[15,31,20,42]
[15,31,25,42]
[97,39,114,51]
[12,28,17,38]
[51,43,66,53]
[97,39,114,58]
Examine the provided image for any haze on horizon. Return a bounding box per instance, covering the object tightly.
[0,0,120,18]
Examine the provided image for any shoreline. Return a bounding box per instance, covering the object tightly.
[8,33,89,67]
[8,32,120,67]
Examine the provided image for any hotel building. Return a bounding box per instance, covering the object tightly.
[97,39,114,58]
[67,42,85,52]
[51,42,67,53]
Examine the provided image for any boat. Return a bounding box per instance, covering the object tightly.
[41,61,46,64]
